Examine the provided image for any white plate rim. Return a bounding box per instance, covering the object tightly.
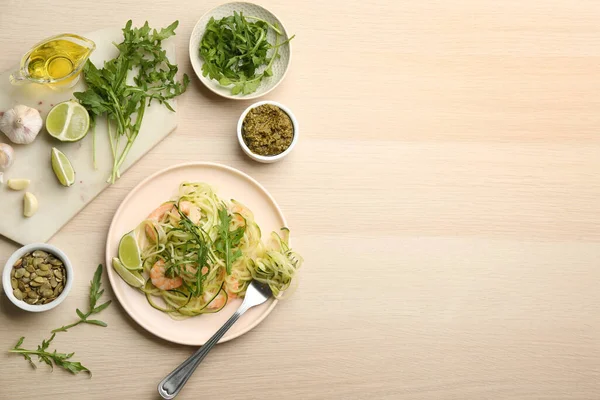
[105,162,286,345]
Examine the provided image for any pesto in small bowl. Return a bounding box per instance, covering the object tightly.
[242,104,294,156]
[237,101,299,163]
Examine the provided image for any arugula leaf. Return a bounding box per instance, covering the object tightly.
[52,265,111,333]
[75,20,188,183]
[175,204,212,296]
[199,11,295,95]
[9,334,90,375]
[154,20,179,41]
[215,205,246,275]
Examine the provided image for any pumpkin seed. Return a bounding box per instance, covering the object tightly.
[32,250,48,258]
[13,289,24,300]
[49,257,62,266]
[9,250,66,306]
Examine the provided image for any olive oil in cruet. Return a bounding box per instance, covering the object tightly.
[10,34,95,87]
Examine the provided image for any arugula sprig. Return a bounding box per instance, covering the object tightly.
[215,205,246,274]
[9,265,111,376]
[75,20,189,183]
[9,334,90,375]
[199,11,295,95]
[52,265,111,333]
[172,204,212,296]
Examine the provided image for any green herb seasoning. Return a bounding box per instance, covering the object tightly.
[199,12,295,95]
[242,104,294,156]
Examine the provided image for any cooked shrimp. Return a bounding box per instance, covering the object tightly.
[229,201,252,225]
[150,260,182,291]
[204,291,229,309]
[226,280,239,299]
[145,201,201,242]
[147,202,175,221]
[203,274,240,309]
[169,201,201,225]
[145,202,175,242]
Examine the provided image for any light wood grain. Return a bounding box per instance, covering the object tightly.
[1,1,600,399]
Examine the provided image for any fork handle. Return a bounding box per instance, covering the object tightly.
[157,304,251,399]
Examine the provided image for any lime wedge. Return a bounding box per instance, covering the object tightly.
[46,100,90,142]
[51,147,75,187]
[112,258,145,288]
[118,231,142,270]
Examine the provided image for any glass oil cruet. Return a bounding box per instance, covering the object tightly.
[9,33,96,89]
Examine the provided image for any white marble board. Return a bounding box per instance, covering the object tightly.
[0,28,179,245]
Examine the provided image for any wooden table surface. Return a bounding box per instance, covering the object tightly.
[1,1,599,399]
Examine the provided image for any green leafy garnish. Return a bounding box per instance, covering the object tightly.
[52,265,111,333]
[9,334,90,375]
[199,11,294,95]
[170,204,212,296]
[75,20,189,183]
[215,205,245,274]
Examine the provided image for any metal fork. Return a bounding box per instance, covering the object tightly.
[157,281,273,399]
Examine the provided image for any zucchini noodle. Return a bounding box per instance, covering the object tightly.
[123,182,302,319]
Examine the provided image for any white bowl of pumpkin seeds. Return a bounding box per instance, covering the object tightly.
[2,243,74,312]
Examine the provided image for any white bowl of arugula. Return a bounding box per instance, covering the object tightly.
[189,2,294,99]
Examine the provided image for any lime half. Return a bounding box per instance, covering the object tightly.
[46,100,90,142]
[118,231,142,270]
[51,147,75,187]
[112,258,145,288]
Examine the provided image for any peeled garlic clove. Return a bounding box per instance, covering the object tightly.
[7,178,30,190]
[0,105,43,144]
[23,192,38,217]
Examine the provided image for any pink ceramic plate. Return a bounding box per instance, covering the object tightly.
[105,162,286,345]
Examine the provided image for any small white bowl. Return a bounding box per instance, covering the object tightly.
[189,2,293,100]
[237,100,299,163]
[2,243,74,312]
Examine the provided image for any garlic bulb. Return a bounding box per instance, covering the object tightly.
[0,105,43,144]
[0,143,14,170]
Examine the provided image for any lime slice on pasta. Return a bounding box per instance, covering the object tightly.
[112,258,145,288]
[118,231,142,270]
